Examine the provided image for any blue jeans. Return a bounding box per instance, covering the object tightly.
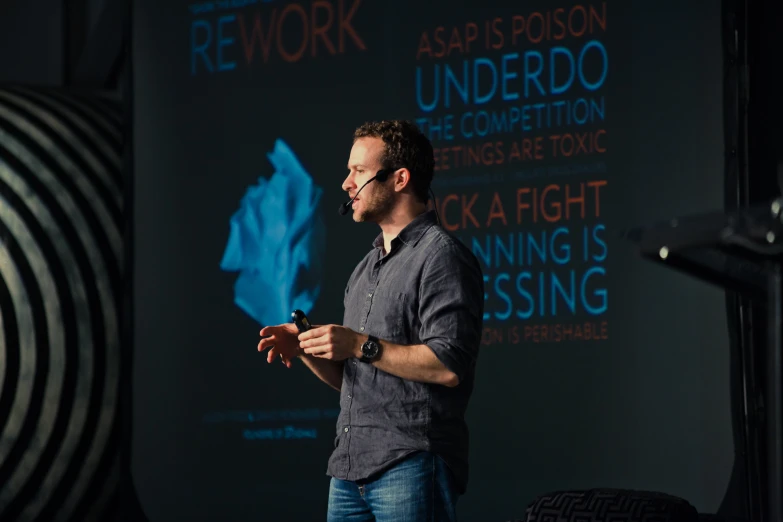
[327,452,459,522]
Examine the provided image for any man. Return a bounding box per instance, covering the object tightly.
[257,120,484,521]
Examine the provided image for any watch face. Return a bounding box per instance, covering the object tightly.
[362,340,379,358]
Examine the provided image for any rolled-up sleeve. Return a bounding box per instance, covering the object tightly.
[418,243,484,383]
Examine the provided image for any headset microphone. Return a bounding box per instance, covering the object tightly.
[337,168,393,216]
[336,168,441,226]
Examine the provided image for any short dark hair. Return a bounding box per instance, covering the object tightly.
[353,120,434,203]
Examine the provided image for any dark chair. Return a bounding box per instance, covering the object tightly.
[516,488,700,521]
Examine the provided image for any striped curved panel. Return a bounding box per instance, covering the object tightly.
[0,85,123,522]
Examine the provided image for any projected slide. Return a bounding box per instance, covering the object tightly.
[132,1,734,521]
[411,9,610,344]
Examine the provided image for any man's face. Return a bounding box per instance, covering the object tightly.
[342,137,395,223]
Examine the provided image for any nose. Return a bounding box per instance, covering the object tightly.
[342,172,356,193]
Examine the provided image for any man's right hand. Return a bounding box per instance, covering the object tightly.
[258,324,302,368]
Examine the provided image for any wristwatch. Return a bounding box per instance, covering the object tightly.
[360,335,381,361]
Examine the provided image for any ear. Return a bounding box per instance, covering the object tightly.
[392,168,411,193]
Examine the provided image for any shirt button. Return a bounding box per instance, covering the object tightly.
[347,394,352,399]
[368,293,373,297]
[344,427,350,432]
[360,327,364,331]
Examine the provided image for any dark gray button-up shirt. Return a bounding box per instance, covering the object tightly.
[326,210,484,494]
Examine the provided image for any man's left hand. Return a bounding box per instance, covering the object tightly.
[299,325,364,361]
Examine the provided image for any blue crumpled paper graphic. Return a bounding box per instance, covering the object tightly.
[219,139,325,326]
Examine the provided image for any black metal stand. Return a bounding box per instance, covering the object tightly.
[624,198,783,522]
[767,265,782,522]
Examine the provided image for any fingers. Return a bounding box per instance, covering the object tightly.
[255,326,294,368]
[299,327,334,349]
[302,345,331,356]
[258,325,334,368]
[299,326,339,358]
[257,335,276,352]
[298,325,329,342]
[298,337,320,349]
[267,347,294,367]
[267,347,293,365]
[311,351,335,360]
[260,324,289,337]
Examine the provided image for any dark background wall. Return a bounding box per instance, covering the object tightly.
[0,1,131,521]
[0,0,64,85]
[1,0,780,521]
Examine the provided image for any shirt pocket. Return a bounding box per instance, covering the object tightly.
[367,289,408,343]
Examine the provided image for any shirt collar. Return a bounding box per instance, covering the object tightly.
[372,210,438,249]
